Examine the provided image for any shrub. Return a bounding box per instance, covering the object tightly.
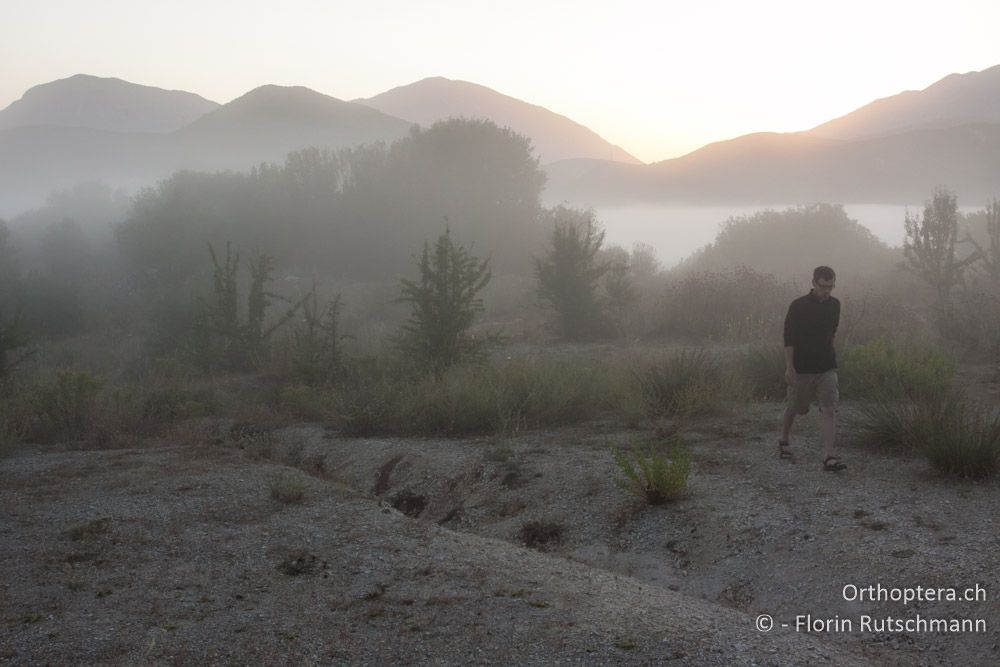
[613,436,691,504]
[635,349,727,417]
[738,344,787,400]
[101,384,213,438]
[399,357,612,436]
[31,371,103,441]
[855,399,937,453]
[277,384,337,422]
[268,471,306,504]
[856,394,1000,479]
[0,310,33,385]
[840,336,956,400]
[330,359,407,437]
[920,397,1000,479]
[658,266,797,342]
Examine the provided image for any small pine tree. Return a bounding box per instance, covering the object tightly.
[396,227,491,376]
[535,207,610,340]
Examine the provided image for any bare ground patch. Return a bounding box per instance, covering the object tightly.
[1,401,998,665]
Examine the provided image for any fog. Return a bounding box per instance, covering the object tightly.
[595,204,986,269]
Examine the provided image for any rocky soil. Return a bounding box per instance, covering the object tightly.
[2,388,999,665]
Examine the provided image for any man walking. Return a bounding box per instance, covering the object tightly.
[779,266,845,471]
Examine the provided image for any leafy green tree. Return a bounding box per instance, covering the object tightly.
[902,187,978,305]
[535,207,610,340]
[396,227,492,376]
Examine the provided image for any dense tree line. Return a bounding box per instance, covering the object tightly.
[116,119,547,291]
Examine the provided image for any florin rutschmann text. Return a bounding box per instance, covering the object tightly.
[755,584,990,635]
[792,584,988,634]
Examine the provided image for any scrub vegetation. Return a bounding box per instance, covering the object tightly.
[2,121,1000,484]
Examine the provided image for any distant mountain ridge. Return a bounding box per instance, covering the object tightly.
[545,122,1000,206]
[2,66,999,217]
[807,65,1000,140]
[171,85,412,170]
[0,74,220,133]
[357,77,642,165]
[0,83,413,215]
[546,64,1000,206]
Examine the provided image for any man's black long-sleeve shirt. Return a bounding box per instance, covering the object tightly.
[783,290,840,373]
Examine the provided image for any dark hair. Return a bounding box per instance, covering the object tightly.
[813,266,836,282]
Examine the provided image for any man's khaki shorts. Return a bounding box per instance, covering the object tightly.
[786,370,839,415]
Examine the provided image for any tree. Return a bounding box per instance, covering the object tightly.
[535,207,610,340]
[396,227,492,376]
[902,187,978,305]
[199,243,308,371]
[0,219,19,307]
[966,198,1000,282]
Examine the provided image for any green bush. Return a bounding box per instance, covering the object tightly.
[840,337,956,400]
[613,436,691,504]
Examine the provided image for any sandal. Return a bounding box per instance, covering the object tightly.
[778,440,795,461]
[823,456,847,472]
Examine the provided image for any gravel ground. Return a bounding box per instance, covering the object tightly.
[1,395,998,666]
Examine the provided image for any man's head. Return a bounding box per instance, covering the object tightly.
[812,266,836,300]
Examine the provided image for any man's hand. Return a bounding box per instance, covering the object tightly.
[785,367,797,386]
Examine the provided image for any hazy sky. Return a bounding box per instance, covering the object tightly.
[3,0,999,162]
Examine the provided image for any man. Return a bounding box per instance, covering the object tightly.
[779,266,845,471]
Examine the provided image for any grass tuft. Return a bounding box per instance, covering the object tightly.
[613,435,691,504]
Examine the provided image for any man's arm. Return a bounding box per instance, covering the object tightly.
[832,299,841,337]
[783,302,797,385]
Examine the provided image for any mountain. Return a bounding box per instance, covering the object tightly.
[807,65,1000,140]
[545,123,1000,206]
[0,83,414,216]
[546,63,1000,207]
[172,85,412,170]
[0,74,219,133]
[358,77,642,165]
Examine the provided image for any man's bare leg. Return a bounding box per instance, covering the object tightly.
[820,407,836,461]
[781,405,796,443]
